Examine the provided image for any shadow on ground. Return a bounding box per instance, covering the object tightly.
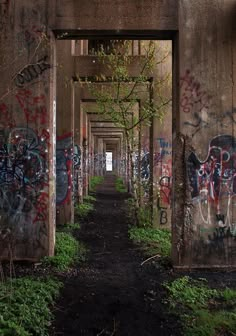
[50,174,182,336]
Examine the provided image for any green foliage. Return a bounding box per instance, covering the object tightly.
[83,195,96,203]
[0,276,62,336]
[115,177,127,193]
[57,222,80,232]
[43,232,86,271]
[164,276,218,309]
[164,276,236,336]
[89,176,104,192]
[75,202,94,218]
[137,206,152,228]
[88,40,171,134]
[129,227,171,258]
[126,198,152,227]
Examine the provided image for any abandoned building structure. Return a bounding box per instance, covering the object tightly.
[0,0,236,269]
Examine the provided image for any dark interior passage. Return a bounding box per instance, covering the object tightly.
[50,174,181,336]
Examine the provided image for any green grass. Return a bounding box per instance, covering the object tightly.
[43,231,86,271]
[83,195,96,203]
[115,177,127,193]
[129,227,171,259]
[0,203,88,335]
[0,276,62,336]
[57,222,80,231]
[125,198,152,227]
[89,176,104,192]
[164,276,236,336]
[74,202,94,218]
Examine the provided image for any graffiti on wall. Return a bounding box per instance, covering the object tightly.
[56,133,73,205]
[187,135,236,236]
[0,103,16,128]
[16,25,46,49]
[15,89,48,125]
[73,144,81,202]
[0,23,52,256]
[180,69,213,135]
[14,56,50,88]
[181,70,236,137]
[0,127,49,248]
[180,69,212,115]
[154,137,172,225]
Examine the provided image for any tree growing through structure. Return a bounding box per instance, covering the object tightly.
[86,40,171,225]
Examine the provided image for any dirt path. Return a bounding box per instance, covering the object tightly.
[50,174,182,336]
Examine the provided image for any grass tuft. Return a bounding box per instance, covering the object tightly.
[164,276,236,336]
[43,232,86,271]
[0,276,62,335]
[74,202,94,218]
[129,227,171,260]
[89,176,104,192]
[115,177,127,193]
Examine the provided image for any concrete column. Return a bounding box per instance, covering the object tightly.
[152,41,172,229]
[82,110,89,196]
[74,82,83,203]
[172,0,236,268]
[56,40,74,226]
[0,1,56,260]
[97,138,104,176]
[93,136,99,176]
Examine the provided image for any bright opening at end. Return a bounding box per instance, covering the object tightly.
[106,152,112,171]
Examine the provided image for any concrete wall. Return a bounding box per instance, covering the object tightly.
[54,0,178,31]
[173,0,236,268]
[0,0,56,260]
[56,40,75,225]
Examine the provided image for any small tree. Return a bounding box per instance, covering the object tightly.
[87,40,171,224]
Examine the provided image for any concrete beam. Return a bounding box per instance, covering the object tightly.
[54,0,178,31]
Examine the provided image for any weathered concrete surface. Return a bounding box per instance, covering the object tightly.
[0,0,56,260]
[54,0,178,31]
[172,0,236,268]
[56,40,75,225]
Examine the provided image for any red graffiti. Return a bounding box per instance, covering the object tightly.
[15,89,48,125]
[34,191,48,223]
[180,70,212,114]
[0,103,15,128]
[159,175,172,205]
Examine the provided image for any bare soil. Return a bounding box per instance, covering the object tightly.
[50,174,183,336]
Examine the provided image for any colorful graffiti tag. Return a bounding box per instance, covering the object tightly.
[56,133,73,205]
[0,127,49,248]
[187,135,236,232]
[154,137,172,225]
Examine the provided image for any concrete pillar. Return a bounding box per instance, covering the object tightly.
[74,83,83,203]
[56,40,74,226]
[97,138,104,176]
[172,0,236,268]
[93,136,99,176]
[82,110,88,196]
[0,1,56,260]
[152,41,172,228]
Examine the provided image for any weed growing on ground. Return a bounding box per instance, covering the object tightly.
[129,227,171,259]
[57,222,81,232]
[0,276,62,335]
[164,276,236,336]
[125,198,152,227]
[83,195,96,203]
[43,232,86,271]
[115,177,127,193]
[75,202,94,218]
[89,176,104,192]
